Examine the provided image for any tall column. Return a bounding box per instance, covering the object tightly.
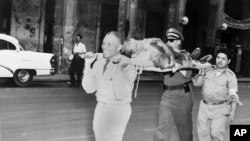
[167,0,187,32]
[206,0,225,48]
[117,0,128,39]
[58,0,78,73]
[127,0,138,38]
[118,0,139,39]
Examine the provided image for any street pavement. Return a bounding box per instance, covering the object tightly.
[0,81,250,141]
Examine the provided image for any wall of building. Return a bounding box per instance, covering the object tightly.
[10,0,45,52]
[54,0,115,73]
[76,0,99,52]
[52,0,182,73]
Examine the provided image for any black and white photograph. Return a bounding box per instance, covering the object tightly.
[1,0,250,141]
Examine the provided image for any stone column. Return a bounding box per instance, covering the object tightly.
[167,0,187,31]
[127,0,138,39]
[117,0,128,39]
[63,0,78,56]
[55,0,78,73]
[205,0,225,48]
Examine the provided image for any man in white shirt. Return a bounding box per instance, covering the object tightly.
[69,34,86,87]
[82,31,138,141]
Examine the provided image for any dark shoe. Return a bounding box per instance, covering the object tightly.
[199,54,213,63]
[190,47,201,60]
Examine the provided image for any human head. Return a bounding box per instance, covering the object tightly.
[76,34,82,42]
[215,48,232,69]
[165,28,183,51]
[102,31,123,59]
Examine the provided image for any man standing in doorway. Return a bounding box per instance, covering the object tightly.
[69,34,86,87]
[154,28,193,141]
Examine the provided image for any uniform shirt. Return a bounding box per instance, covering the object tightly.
[193,67,238,102]
[164,71,192,86]
[82,54,137,104]
[73,42,86,58]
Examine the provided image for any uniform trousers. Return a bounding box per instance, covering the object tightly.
[197,100,231,141]
[154,87,193,141]
[93,102,131,141]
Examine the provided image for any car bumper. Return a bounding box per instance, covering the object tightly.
[50,69,56,75]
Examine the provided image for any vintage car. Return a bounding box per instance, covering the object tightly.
[0,34,57,87]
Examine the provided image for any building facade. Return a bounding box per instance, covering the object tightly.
[1,0,250,76]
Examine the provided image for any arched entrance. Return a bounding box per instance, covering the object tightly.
[220,0,250,77]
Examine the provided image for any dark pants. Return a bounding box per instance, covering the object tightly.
[69,55,85,86]
[154,86,193,141]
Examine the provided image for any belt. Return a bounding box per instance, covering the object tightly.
[163,84,185,90]
[202,99,228,105]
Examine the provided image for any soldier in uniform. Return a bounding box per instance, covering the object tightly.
[193,48,240,141]
[154,28,194,141]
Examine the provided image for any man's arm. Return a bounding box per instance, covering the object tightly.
[112,57,138,100]
[82,55,98,94]
[172,61,192,79]
[192,74,204,86]
[228,73,241,122]
[192,68,208,86]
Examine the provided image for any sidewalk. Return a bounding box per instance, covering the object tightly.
[33,73,250,83]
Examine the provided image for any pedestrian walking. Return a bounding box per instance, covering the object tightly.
[154,28,194,141]
[82,31,138,141]
[193,48,241,141]
[69,34,86,87]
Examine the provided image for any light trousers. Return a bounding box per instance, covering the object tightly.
[197,100,231,141]
[93,102,131,141]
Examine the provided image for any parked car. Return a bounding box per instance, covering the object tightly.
[0,34,57,87]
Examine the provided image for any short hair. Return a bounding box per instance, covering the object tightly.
[216,48,232,60]
[76,34,82,39]
[105,31,123,44]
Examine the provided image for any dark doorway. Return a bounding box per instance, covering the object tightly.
[145,10,165,39]
[99,3,119,52]
[0,0,12,34]
[222,0,244,74]
[43,0,55,53]
[183,0,209,53]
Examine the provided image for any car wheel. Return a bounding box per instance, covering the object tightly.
[14,69,33,87]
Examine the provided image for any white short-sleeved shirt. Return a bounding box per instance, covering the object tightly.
[73,42,86,58]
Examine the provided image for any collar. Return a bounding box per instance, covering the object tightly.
[214,67,229,76]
